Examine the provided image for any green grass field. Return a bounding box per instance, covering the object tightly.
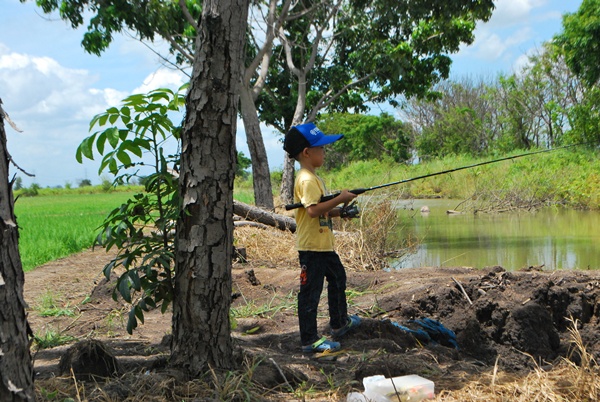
[13,182,256,272]
[15,192,137,272]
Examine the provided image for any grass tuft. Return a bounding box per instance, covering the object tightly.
[33,327,77,350]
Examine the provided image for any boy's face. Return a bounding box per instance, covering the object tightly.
[304,146,326,168]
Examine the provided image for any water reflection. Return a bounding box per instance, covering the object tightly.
[392,199,600,271]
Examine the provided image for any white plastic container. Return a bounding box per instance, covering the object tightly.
[347,374,435,402]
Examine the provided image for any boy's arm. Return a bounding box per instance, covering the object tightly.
[305,190,357,218]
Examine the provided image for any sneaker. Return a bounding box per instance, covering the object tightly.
[301,336,341,353]
[331,315,361,339]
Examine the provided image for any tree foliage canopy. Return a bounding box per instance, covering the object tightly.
[316,113,411,169]
[554,0,600,88]
[30,0,200,61]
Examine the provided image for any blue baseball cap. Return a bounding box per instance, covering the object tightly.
[283,123,344,157]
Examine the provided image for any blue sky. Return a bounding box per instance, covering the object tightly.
[0,0,582,187]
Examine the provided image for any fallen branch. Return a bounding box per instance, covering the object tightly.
[233,200,296,233]
[452,277,473,305]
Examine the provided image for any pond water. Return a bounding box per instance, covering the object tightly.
[392,199,600,271]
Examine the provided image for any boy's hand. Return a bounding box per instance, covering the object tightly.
[307,189,358,218]
[337,189,358,204]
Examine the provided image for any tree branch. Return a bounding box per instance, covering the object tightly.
[123,30,193,75]
[245,0,292,95]
[178,0,199,31]
[301,1,343,76]
[306,72,375,121]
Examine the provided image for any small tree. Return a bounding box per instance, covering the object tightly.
[13,176,22,190]
[236,151,252,180]
[76,85,186,333]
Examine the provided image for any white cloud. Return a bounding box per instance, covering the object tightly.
[512,53,534,74]
[451,0,578,77]
[134,68,189,94]
[487,0,545,29]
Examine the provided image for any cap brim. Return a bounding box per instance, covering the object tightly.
[311,134,344,147]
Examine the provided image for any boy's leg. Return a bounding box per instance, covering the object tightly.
[323,252,348,330]
[298,251,326,346]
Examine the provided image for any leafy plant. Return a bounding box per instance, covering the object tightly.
[76,85,187,334]
[33,327,77,349]
[36,291,76,318]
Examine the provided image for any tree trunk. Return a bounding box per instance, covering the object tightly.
[279,67,308,205]
[0,103,34,401]
[279,153,295,206]
[171,0,249,375]
[240,85,274,210]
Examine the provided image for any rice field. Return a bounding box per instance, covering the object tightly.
[13,183,256,272]
[14,192,137,272]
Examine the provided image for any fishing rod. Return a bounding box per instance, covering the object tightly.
[285,143,583,210]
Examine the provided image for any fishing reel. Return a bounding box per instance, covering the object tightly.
[340,202,360,219]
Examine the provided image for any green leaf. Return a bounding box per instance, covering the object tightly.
[108,158,118,175]
[134,137,152,150]
[89,114,101,130]
[127,308,138,334]
[123,140,143,158]
[107,127,120,148]
[161,299,170,314]
[118,277,132,303]
[117,150,132,166]
[80,134,97,161]
[75,144,84,164]
[98,114,109,126]
[128,270,141,291]
[134,305,145,324]
[96,132,107,155]
[99,152,114,173]
[144,297,157,309]
[103,260,116,281]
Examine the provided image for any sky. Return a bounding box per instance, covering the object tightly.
[0,0,583,188]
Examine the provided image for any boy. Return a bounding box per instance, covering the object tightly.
[283,122,361,353]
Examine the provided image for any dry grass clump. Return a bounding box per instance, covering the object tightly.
[237,191,418,272]
[234,226,298,269]
[336,191,419,271]
[235,199,400,272]
[436,319,598,402]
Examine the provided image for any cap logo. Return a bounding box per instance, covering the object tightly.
[309,127,322,137]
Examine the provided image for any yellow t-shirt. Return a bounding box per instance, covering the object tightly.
[294,168,335,251]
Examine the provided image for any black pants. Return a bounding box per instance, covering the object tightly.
[297,251,348,346]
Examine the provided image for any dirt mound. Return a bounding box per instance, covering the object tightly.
[25,247,600,400]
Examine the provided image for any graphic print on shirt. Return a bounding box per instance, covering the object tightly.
[318,215,333,231]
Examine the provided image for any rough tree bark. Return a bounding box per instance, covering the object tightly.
[0,101,35,401]
[170,0,249,374]
[280,154,295,206]
[240,86,274,210]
